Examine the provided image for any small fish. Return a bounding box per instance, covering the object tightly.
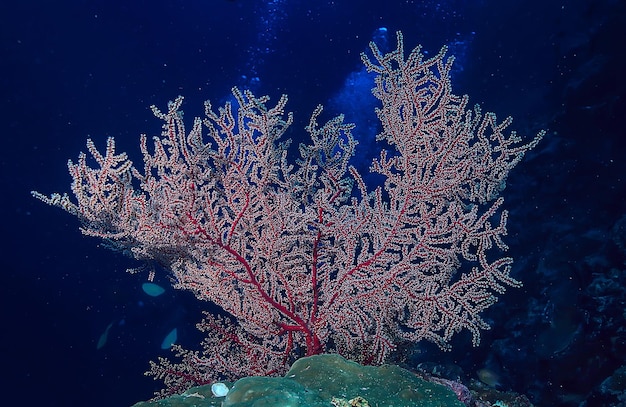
[96,322,114,350]
[142,282,165,297]
[161,328,178,349]
[477,368,501,388]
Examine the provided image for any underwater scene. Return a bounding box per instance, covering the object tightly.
[1,1,625,406]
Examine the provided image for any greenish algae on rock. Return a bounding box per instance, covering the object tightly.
[132,354,464,407]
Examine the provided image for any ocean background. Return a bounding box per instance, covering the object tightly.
[1,1,625,405]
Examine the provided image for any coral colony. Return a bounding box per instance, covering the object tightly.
[33,32,542,396]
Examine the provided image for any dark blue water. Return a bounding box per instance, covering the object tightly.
[1,1,625,405]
